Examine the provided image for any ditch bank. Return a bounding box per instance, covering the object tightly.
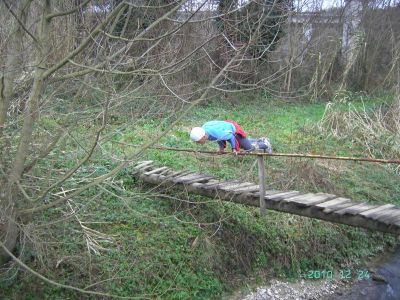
[238,244,400,300]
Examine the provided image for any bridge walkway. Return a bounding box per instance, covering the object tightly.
[133,161,400,235]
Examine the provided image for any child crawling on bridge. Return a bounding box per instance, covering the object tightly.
[190,120,272,154]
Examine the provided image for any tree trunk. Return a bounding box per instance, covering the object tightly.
[0,0,31,138]
[0,185,19,265]
[1,0,50,265]
[340,0,365,90]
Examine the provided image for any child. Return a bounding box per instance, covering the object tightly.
[190,120,272,154]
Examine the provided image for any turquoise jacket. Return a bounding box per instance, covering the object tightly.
[202,121,237,150]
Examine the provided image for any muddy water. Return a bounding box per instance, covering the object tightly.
[327,245,400,300]
[239,245,400,300]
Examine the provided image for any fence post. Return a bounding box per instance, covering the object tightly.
[257,155,267,216]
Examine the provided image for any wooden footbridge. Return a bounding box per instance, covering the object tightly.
[133,160,400,235]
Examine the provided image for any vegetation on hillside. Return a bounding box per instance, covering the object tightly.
[1,94,399,299]
[1,0,399,299]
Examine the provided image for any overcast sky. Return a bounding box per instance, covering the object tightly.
[298,0,346,11]
[181,0,347,12]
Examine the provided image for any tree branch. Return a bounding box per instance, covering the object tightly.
[2,0,39,46]
[50,0,193,82]
[20,39,246,216]
[42,2,127,79]
[45,0,91,21]
[35,98,110,202]
[23,130,64,173]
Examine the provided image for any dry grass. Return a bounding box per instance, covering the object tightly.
[318,97,400,163]
[271,159,340,194]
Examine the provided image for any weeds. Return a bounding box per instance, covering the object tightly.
[318,97,400,163]
[2,94,399,299]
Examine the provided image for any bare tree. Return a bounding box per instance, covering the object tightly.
[1,0,399,296]
[0,0,292,296]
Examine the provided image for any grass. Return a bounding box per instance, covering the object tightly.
[1,93,399,299]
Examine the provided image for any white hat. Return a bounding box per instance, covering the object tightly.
[190,127,206,141]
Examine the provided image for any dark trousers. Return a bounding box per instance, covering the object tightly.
[235,134,253,150]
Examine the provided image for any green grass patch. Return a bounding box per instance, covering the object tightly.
[2,93,399,299]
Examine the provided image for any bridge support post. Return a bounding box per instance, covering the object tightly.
[257,155,267,216]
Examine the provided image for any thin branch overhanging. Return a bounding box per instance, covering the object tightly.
[19,0,292,214]
[49,0,188,82]
[34,98,111,203]
[20,31,248,216]
[2,0,39,47]
[45,0,92,21]
[67,33,220,78]
[42,1,128,80]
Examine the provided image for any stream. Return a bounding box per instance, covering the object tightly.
[327,244,400,300]
[238,244,400,300]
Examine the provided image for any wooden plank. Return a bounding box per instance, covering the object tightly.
[220,182,254,191]
[293,193,336,206]
[201,179,220,186]
[234,185,260,193]
[283,193,316,202]
[134,162,400,234]
[344,203,377,215]
[173,173,202,183]
[266,191,301,201]
[134,160,153,170]
[253,190,284,200]
[253,190,283,196]
[390,216,400,223]
[200,180,222,189]
[172,172,197,181]
[202,179,221,185]
[177,172,200,179]
[377,210,400,224]
[203,180,238,190]
[177,173,203,180]
[159,170,190,184]
[182,175,214,184]
[378,211,400,224]
[160,170,188,182]
[316,197,351,209]
[333,203,376,216]
[183,175,215,184]
[179,174,206,183]
[164,170,187,178]
[369,208,400,220]
[159,168,170,175]
[139,165,154,173]
[264,190,285,196]
[323,201,357,213]
[216,180,243,189]
[381,213,400,225]
[360,204,396,217]
[148,173,164,182]
[144,167,169,175]
[137,167,400,234]
[135,165,155,174]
